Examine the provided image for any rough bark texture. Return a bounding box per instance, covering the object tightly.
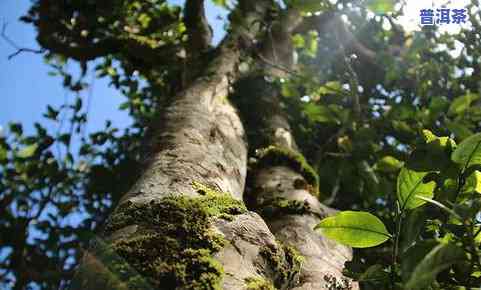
[70,1,357,290]
[71,2,305,290]
[239,21,359,289]
[241,80,358,290]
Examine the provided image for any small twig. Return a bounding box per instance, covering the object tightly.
[324,175,341,206]
[324,152,351,157]
[391,201,402,290]
[313,126,346,167]
[1,21,44,60]
[333,16,362,118]
[254,50,302,78]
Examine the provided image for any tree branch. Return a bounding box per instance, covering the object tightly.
[295,13,378,64]
[183,0,212,52]
[1,22,44,60]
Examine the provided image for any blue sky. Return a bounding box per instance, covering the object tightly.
[0,1,129,135]
[0,0,227,136]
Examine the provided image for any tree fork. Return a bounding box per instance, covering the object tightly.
[70,1,304,289]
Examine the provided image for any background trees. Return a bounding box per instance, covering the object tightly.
[1,0,481,289]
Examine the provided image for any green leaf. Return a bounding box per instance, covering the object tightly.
[137,13,151,28]
[106,67,117,77]
[421,129,455,148]
[118,101,130,110]
[446,120,473,141]
[303,103,339,124]
[315,211,391,248]
[451,133,481,168]
[397,167,436,210]
[358,264,389,282]
[415,196,460,219]
[0,146,7,162]
[401,240,438,282]
[399,207,427,253]
[448,93,479,116]
[392,120,413,135]
[404,242,465,290]
[428,97,449,119]
[44,105,59,121]
[409,130,456,172]
[9,123,23,135]
[462,170,481,194]
[304,30,318,58]
[292,34,305,48]
[17,143,38,158]
[281,82,297,98]
[318,81,342,95]
[365,0,395,14]
[374,156,404,173]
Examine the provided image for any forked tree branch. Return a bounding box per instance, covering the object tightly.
[1,22,44,60]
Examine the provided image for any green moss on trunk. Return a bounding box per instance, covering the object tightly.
[259,243,304,289]
[255,146,320,196]
[245,277,276,290]
[96,184,247,290]
[254,196,311,219]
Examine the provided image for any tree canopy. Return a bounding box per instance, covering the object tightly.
[1,0,481,289]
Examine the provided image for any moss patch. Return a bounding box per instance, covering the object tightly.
[255,146,319,196]
[100,184,247,290]
[254,197,310,219]
[260,243,304,289]
[245,277,276,290]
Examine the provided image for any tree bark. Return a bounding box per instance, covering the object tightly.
[70,2,356,290]
[240,78,357,289]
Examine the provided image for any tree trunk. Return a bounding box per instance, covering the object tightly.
[70,1,356,289]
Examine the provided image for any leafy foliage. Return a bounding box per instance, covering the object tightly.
[316,129,481,288]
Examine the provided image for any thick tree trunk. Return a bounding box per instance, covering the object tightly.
[70,2,356,290]
[239,78,356,289]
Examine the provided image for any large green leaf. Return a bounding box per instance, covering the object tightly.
[17,143,38,158]
[399,207,427,253]
[448,93,479,116]
[404,242,465,290]
[397,167,436,210]
[451,133,481,168]
[315,211,391,248]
